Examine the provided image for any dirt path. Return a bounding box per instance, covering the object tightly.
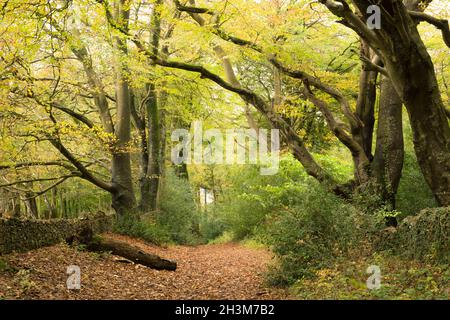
[0,234,290,300]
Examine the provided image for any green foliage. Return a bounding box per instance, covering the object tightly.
[113,214,171,246]
[264,186,360,286]
[0,259,13,273]
[61,180,111,218]
[314,151,353,183]
[199,207,228,242]
[351,182,386,215]
[373,206,401,227]
[158,170,202,245]
[396,151,437,216]
[75,244,88,252]
[199,155,310,241]
[207,231,235,245]
[199,153,353,243]
[196,155,362,286]
[114,171,202,245]
[292,251,450,300]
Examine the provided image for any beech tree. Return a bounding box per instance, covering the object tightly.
[319,0,450,205]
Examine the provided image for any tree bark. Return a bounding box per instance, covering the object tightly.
[140,83,161,212]
[372,75,404,209]
[25,196,38,218]
[111,0,136,215]
[355,41,377,160]
[139,0,164,212]
[363,0,450,206]
[402,67,450,206]
[51,187,58,219]
[12,192,21,218]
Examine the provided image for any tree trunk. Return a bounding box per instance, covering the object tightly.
[388,1,448,206]
[59,188,66,218]
[111,0,136,215]
[12,192,21,218]
[349,0,450,206]
[43,193,52,219]
[140,84,161,212]
[355,41,377,160]
[25,196,38,218]
[402,68,450,206]
[139,0,164,213]
[156,93,168,206]
[51,187,58,218]
[4,191,21,218]
[382,27,450,206]
[111,89,136,215]
[372,75,404,209]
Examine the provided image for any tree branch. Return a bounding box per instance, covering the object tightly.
[270,58,363,130]
[95,0,347,193]
[185,20,363,131]
[23,175,77,200]
[69,30,115,133]
[51,103,95,128]
[173,0,214,15]
[318,0,386,56]
[0,161,75,171]
[360,54,388,76]
[47,136,114,193]
[409,11,450,48]
[0,174,80,189]
[301,84,369,168]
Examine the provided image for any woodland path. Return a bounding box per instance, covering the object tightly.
[0,234,290,300]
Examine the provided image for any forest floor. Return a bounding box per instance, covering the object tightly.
[0,234,290,300]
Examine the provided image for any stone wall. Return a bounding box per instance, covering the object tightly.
[376,207,449,263]
[0,213,114,254]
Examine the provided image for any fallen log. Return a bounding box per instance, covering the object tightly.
[0,213,177,271]
[85,235,177,271]
[68,225,176,271]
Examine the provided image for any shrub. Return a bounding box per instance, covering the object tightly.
[158,170,202,245]
[200,155,311,241]
[114,170,203,245]
[263,186,361,286]
[113,214,171,245]
[199,206,227,241]
[200,153,354,242]
[396,151,437,216]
